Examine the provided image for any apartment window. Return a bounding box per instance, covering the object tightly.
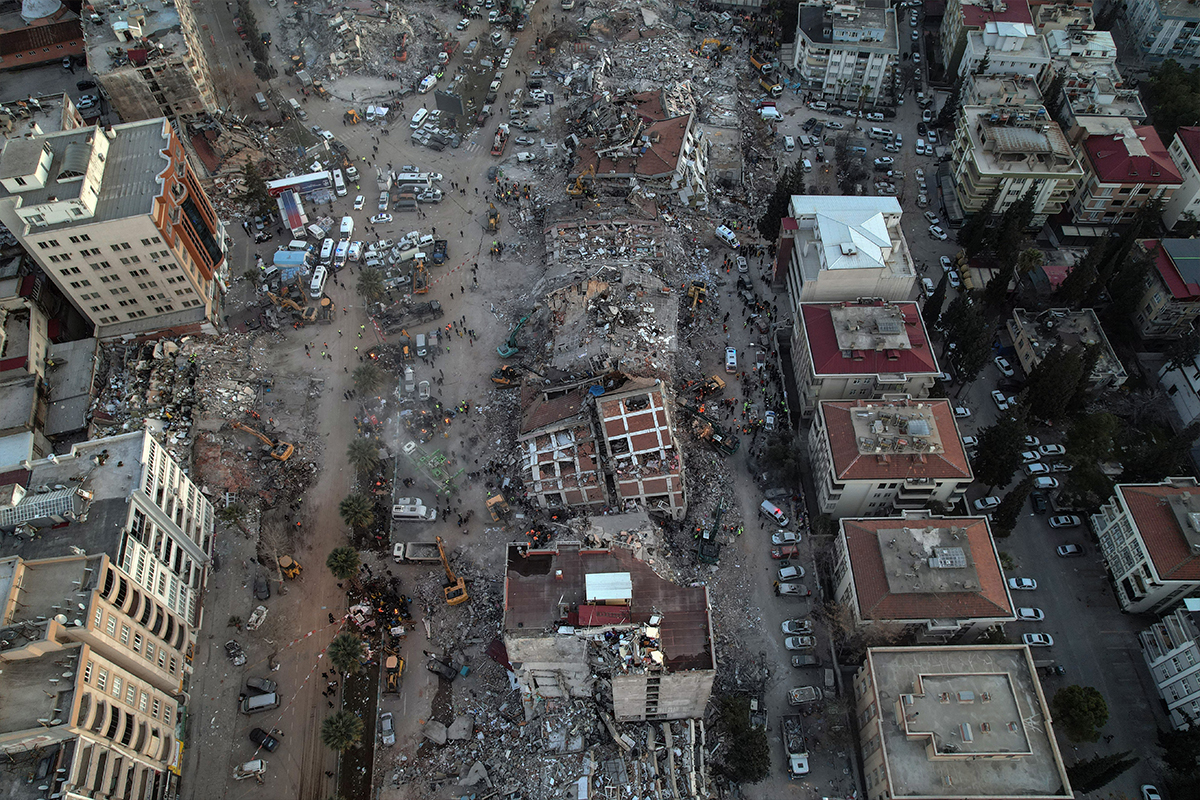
[152,236,161,243]
[93,608,103,628]
[152,698,161,719]
[119,257,130,266]
[139,692,148,712]
[146,642,155,661]
[169,657,178,674]
[96,669,108,691]
[84,661,94,683]
[163,706,172,725]
[49,255,61,263]
[112,675,122,697]
[133,632,143,653]
[141,238,152,246]
[126,685,136,705]
[120,624,130,645]
[130,255,140,263]
[158,649,167,669]
[106,615,117,636]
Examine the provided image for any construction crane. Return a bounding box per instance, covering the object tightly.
[229,421,295,461]
[496,314,529,358]
[566,164,595,198]
[436,536,468,605]
[486,203,500,232]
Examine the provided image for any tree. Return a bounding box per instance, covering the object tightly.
[941,296,991,384]
[1055,244,1099,309]
[1016,247,1045,278]
[216,501,251,535]
[992,477,1033,536]
[958,186,1000,255]
[238,162,276,218]
[356,267,385,303]
[320,710,364,751]
[338,493,374,531]
[1165,328,1200,373]
[1023,343,1087,423]
[1042,71,1067,122]
[326,546,360,580]
[1061,412,1119,510]
[352,363,385,395]
[1142,59,1200,142]
[757,163,805,241]
[327,633,365,674]
[973,51,990,76]
[984,261,1016,311]
[1122,421,1200,484]
[972,415,1027,490]
[936,77,962,130]
[346,437,381,475]
[923,272,949,331]
[715,696,770,784]
[1051,685,1109,742]
[1156,722,1200,775]
[994,186,1038,267]
[1066,751,1140,793]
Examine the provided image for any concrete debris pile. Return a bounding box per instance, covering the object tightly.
[570,509,676,578]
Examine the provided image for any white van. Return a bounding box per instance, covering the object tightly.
[332,169,347,197]
[287,239,310,252]
[392,503,437,521]
[784,136,795,152]
[348,241,363,262]
[319,238,335,263]
[760,500,790,528]
[306,223,325,240]
[240,692,280,714]
[339,215,354,239]
[715,225,741,249]
[809,101,828,111]
[287,97,308,120]
[309,265,328,300]
[334,240,349,266]
[869,127,894,141]
[410,108,429,129]
[798,134,812,149]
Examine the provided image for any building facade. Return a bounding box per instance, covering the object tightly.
[1140,598,1200,729]
[518,384,609,513]
[793,300,939,417]
[1123,0,1200,67]
[0,119,226,339]
[1007,308,1127,390]
[792,0,899,105]
[597,378,688,521]
[783,196,916,304]
[1070,123,1182,224]
[958,22,1050,79]
[84,2,220,122]
[832,514,1015,642]
[951,104,1083,226]
[1092,478,1200,614]
[939,0,1035,75]
[1163,127,1200,231]
[1133,239,1200,340]
[808,397,973,519]
[0,4,85,71]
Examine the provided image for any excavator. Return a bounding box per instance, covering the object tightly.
[490,364,523,386]
[566,164,595,198]
[412,259,429,294]
[436,536,468,605]
[485,203,500,232]
[687,281,708,310]
[229,421,295,461]
[266,291,317,323]
[496,314,529,358]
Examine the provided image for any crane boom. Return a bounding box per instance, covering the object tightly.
[436,536,469,605]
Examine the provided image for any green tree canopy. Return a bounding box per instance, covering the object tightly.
[356,267,385,303]
[1023,343,1088,423]
[346,437,381,475]
[972,415,1027,490]
[941,296,991,384]
[1066,751,1140,793]
[1143,59,1200,141]
[338,494,374,531]
[715,696,770,784]
[326,546,360,580]
[319,710,364,751]
[757,163,805,242]
[328,633,365,675]
[352,363,385,395]
[923,271,949,331]
[992,477,1033,537]
[1061,412,1119,511]
[1051,685,1109,742]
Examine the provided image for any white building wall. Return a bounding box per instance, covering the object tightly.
[1163,136,1200,230]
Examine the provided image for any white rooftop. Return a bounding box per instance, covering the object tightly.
[790,196,902,273]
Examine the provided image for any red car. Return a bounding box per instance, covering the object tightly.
[771,545,799,559]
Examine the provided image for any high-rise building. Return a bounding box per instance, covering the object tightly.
[1123,0,1200,67]
[0,119,226,339]
[791,0,899,105]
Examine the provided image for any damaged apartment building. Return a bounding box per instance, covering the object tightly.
[519,271,687,521]
[565,89,709,208]
[502,539,716,722]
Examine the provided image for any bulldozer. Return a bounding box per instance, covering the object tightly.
[437,536,468,605]
[344,109,361,124]
[229,421,295,461]
[383,651,403,692]
[312,81,328,99]
[278,556,302,579]
[687,281,708,310]
[566,164,595,198]
[486,203,500,232]
[490,364,522,386]
[485,493,511,522]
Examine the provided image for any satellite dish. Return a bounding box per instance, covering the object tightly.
[53,614,67,625]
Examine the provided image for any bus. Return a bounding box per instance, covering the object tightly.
[266,171,332,197]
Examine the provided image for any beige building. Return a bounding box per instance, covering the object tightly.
[793,300,940,417]
[1007,308,1127,390]
[0,552,190,799]
[950,105,1083,227]
[808,397,973,519]
[0,119,226,340]
[939,0,1036,75]
[791,0,899,105]
[518,383,609,513]
[784,196,916,304]
[854,646,1073,800]
[1163,127,1200,231]
[502,539,715,722]
[0,295,51,467]
[84,2,219,121]
[1134,239,1200,340]
[958,21,1050,80]
[833,513,1016,642]
[0,431,214,631]
[1092,477,1200,614]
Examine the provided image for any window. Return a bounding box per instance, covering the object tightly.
[152,698,161,719]
[106,616,117,636]
[120,624,130,645]
[169,657,177,674]
[126,685,136,705]
[133,632,143,653]
[139,692,148,712]
[94,608,103,628]
[141,238,152,246]
[145,642,155,661]
[158,650,167,669]
[112,675,122,697]
[96,669,108,691]
[163,705,172,724]
[84,661,94,683]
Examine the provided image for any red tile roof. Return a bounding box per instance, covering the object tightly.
[1120,484,1200,582]
[961,0,1033,27]
[1143,239,1200,301]
[842,517,1013,621]
[820,400,972,482]
[1082,126,1183,185]
[1176,127,1200,164]
[519,384,589,435]
[800,302,939,377]
[574,114,692,180]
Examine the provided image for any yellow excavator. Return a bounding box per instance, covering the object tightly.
[486,203,500,232]
[437,536,468,605]
[278,555,302,578]
[230,421,295,461]
[566,164,595,197]
[688,281,708,309]
[413,258,429,294]
[266,291,317,323]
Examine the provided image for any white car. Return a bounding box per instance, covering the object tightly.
[380,712,395,746]
[962,435,978,448]
[772,531,801,545]
[1049,515,1082,528]
[457,17,470,29]
[516,152,536,161]
[1008,577,1037,591]
[1024,462,1050,476]
[514,136,535,145]
[778,565,806,582]
[874,157,894,167]
[353,195,365,210]
[1021,451,1041,463]
[974,496,1001,512]
[991,390,1009,411]
[764,410,777,431]
[378,192,390,211]
[947,270,961,288]
[1024,435,1041,447]
[912,53,922,64]
[320,130,334,141]
[954,405,971,418]
[736,256,748,273]
[825,121,845,130]
[725,347,737,372]
[1017,607,1045,621]
[929,225,948,240]
[1033,476,1060,490]
[994,356,1014,376]
[1039,444,1066,457]
[939,255,953,272]
[923,211,939,225]
[370,213,393,224]
[1022,633,1053,646]
[911,30,919,40]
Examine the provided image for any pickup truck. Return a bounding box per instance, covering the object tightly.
[783,714,809,778]
[431,239,448,265]
[788,685,824,705]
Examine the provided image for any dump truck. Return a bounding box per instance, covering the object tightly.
[783,714,810,778]
[758,77,783,98]
[431,239,448,265]
[788,685,824,705]
[750,54,776,75]
[392,541,442,563]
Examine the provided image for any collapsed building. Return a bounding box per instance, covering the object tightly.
[502,539,716,722]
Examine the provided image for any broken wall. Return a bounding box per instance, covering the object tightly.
[612,670,716,722]
[505,634,593,703]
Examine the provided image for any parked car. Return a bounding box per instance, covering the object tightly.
[1024,462,1050,476]
[792,654,820,667]
[939,255,953,271]
[252,574,270,600]
[1031,492,1048,514]
[973,496,1001,512]
[1021,451,1041,463]
[371,213,393,224]
[991,390,1009,411]
[994,356,1014,376]
[771,545,799,559]
[1017,607,1045,621]
[1142,786,1162,800]
[1048,515,1082,528]
[1023,435,1041,447]
[249,728,279,752]
[353,195,365,210]
[1007,577,1037,590]
[778,565,806,582]
[1056,544,1085,557]
[1023,633,1054,646]
[785,636,817,651]
[953,405,971,418]
[772,531,801,545]
[923,211,939,225]
[929,225,948,240]
[380,712,395,746]
[1033,476,1060,490]
[246,676,277,695]
[782,619,814,635]
[764,410,777,431]
[1039,444,1066,457]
